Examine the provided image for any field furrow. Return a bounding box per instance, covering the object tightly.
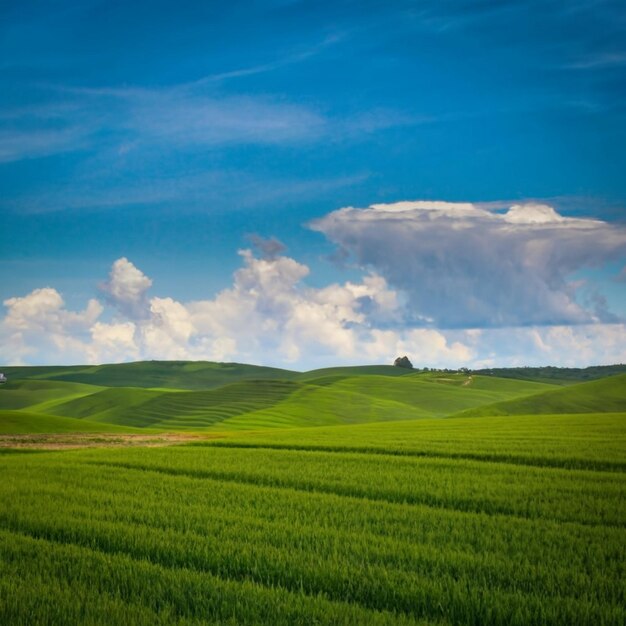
[199,440,626,472]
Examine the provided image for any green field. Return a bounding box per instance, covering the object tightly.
[0,361,624,624]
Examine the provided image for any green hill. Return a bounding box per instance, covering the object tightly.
[0,380,103,412]
[5,360,623,391]
[456,374,626,417]
[8,360,619,433]
[473,364,626,385]
[220,374,555,430]
[28,373,554,431]
[297,365,417,381]
[0,368,563,432]
[328,373,552,406]
[0,410,144,434]
[49,379,301,429]
[1,361,299,390]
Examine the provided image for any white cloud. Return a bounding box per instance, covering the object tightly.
[89,321,138,364]
[99,257,153,319]
[128,91,326,146]
[310,200,626,328]
[2,247,626,369]
[3,288,102,333]
[0,127,89,163]
[2,288,103,364]
[0,252,408,367]
[186,249,401,364]
[139,297,195,361]
[463,324,626,368]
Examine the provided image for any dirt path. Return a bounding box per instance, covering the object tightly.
[0,432,223,450]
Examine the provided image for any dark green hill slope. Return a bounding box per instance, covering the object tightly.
[456,374,626,417]
[2,361,299,390]
[202,374,555,430]
[0,410,145,434]
[297,365,417,381]
[4,360,623,391]
[474,364,626,385]
[0,380,102,411]
[2,361,422,389]
[48,380,301,429]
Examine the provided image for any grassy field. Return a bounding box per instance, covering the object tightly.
[0,361,624,624]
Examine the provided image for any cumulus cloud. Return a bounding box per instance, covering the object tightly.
[310,200,626,328]
[99,257,153,319]
[1,251,455,367]
[3,288,101,333]
[462,324,626,368]
[186,249,401,364]
[2,288,103,364]
[89,321,138,364]
[2,243,626,368]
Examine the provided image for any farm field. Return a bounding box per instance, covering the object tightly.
[0,361,624,624]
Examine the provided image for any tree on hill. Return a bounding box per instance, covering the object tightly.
[393,356,413,369]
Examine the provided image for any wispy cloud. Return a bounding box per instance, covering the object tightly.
[0,96,98,162]
[564,51,626,70]
[189,33,346,85]
[0,127,88,163]
[0,87,323,164]
[50,81,328,147]
[0,31,357,164]
[4,168,369,215]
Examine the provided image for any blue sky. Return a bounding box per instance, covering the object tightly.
[1,0,626,368]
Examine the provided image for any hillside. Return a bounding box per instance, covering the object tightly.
[297,365,417,381]
[456,374,626,417]
[0,380,103,412]
[0,410,145,434]
[49,380,301,429]
[3,360,624,390]
[0,367,559,431]
[0,361,299,390]
[473,364,626,385]
[224,373,555,431]
[2,360,621,433]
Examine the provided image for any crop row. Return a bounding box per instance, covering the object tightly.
[0,530,416,626]
[210,412,626,470]
[1,444,624,625]
[72,444,626,526]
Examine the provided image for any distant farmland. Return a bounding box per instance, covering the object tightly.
[0,361,624,624]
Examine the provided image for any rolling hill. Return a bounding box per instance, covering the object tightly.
[48,379,301,429]
[472,364,626,385]
[0,361,299,390]
[456,374,626,417]
[0,380,103,412]
[0,363,560,431]
[1,360,622,433]
[0,410,146,435]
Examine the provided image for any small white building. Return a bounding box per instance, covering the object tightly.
[0,373,6,384]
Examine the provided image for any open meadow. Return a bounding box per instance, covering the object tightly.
[0,362,625,625]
